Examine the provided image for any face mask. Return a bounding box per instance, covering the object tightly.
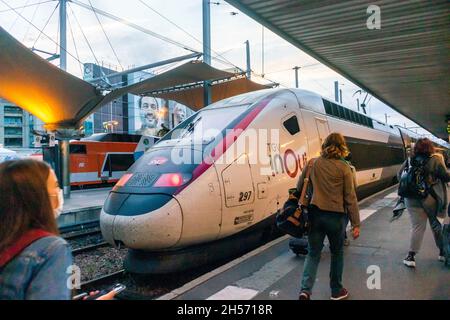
[54,189,64,218]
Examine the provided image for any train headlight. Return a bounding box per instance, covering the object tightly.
[154,173,191,187]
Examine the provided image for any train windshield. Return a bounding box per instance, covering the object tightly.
[158,104,250,145]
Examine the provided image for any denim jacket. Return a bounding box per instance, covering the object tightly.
[0,236,72,300]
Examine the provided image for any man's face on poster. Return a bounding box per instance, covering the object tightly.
[174,105,186,125]
[140,98,159,128]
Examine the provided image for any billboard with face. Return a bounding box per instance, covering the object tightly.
[173,103,186,126]
[137,96,162,136]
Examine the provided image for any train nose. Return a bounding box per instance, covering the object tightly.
[100,192,182,250]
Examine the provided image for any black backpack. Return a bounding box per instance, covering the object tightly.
[398,156,430,199]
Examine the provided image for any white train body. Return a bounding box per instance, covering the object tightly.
[100,88,441,273]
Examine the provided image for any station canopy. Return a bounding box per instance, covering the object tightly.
[0,26,269,129]
[226,0,450,140]
[123,61,269,111]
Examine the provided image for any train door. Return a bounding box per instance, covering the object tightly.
[300,110,330,157]
[315,117,330,146]
[219,153,255,236]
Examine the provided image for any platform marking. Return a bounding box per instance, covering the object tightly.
[358,209,378,222]
[157,234,289,300]
[207,286,259,300]
[159,184,399,300]
[208,205,385,300]
[234,251,298,292]
[384,192,398,199]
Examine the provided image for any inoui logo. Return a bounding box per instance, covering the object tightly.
[366,5,381,30]
[366,265,381,290]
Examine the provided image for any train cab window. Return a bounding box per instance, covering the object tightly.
[70,144,87,154]
[344,108,352,121]
[323,100,332,114]
[351,111,358,122]
[283,115,300,135]
[337,106,345,118]
[104,154,135,172]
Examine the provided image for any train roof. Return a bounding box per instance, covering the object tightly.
[81,133,144,143]
[200,88,448,146]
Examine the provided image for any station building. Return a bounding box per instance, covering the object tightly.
[0,98,43,149]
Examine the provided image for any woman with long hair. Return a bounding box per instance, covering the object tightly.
[0,159,71,299]
[398,138,450,267]
[297,133,360,300]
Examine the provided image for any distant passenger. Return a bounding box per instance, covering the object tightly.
[297,133,360,300]
[398,138,450,268]
[0,159,71,300]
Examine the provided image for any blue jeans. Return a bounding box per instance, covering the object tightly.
[301,206,346,296]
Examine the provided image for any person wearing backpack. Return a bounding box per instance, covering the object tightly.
[297,133,360,300]
[397,138,450,268]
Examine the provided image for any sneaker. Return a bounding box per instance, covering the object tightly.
[331,288,349,300]
[298,292,310,300]
[403,252,416,268]
[438,255,445,262]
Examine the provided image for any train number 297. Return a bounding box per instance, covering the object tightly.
[239,191,252,202]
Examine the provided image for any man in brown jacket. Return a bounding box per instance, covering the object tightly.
[297,133,360,300]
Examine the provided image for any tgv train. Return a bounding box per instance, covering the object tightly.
[100,88,450,274]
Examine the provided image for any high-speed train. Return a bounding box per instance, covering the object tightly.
[100,88,450,274]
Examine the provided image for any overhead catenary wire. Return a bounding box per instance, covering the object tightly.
[87,0,123,70]
[0,0,53,14]
[68,2,110,84]
[31,1,59,49]
[137,0,242,73]
[67,7,84,76]
[136,0,285,88]
[7,0,32,32]
[0,0,84,65]
[21,0,42,42]
[71,0,200,54]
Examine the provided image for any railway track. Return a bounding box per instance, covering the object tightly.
[79,269,126,291]
[59,220,100,236]
[72,241,109,255]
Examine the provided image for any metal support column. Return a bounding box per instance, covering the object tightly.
[334,81,339,102]
[245,40,251,79]
[59,0,70,198]
[202,0,212,107]
[293,66,300,88]
[59,138,71,199]
[59,0,67,71]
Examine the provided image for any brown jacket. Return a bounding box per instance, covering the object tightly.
[297,156,360,227]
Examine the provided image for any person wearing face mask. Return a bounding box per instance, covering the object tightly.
[0,159,115,300]
[0,159,71,299]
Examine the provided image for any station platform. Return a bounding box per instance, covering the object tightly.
[57,187,111,228]
[160,185,450,300]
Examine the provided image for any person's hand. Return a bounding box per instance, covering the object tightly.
[351,226,360,240]
[83,290,117,300]
[96,290,116,300]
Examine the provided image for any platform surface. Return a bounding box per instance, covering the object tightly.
[164,186,450,300]
[62,187,111,213]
